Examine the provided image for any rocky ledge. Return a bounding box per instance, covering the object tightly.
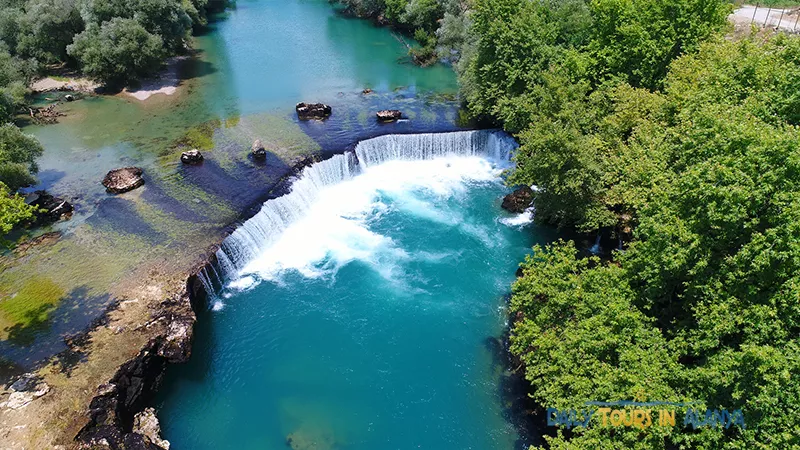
[75,292,194,450]
[376,109,402,122]
[103,167,145,194]
[296,102,331,120]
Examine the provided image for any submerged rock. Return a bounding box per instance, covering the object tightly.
[180,149,204,165]
[376,109,402,122]
[25,190,73,223]
[102,167,144,194]
[296,102,331,120]
[251,139,267,160]
[502,186,534,213]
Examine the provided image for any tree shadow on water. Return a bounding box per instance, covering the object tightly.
[484,324,549,450]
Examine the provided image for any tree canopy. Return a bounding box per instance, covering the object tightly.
[487,4,800,447]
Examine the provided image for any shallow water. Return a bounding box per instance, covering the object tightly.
[157,153,555,449]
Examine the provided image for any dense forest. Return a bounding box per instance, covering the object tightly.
[343,0,800,447]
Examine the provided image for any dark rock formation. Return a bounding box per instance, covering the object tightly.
[362,88,373,94]
[295,102,331,120]
[75,293,194,450]
[376,109,402,122]
[65,94,75,102]
[180,149,203,165]
[501,186,534,213]
[25,190,73,224]
[28,104,65,124]
[251,139,267,160]
[103,167,145,194]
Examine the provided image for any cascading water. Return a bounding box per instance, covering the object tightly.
[200,130,518,295]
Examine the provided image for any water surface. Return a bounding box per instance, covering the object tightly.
[158,133,555,449]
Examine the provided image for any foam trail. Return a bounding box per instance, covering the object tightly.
[200,130,518,299]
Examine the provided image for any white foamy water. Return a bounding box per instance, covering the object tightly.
[201,130,518,296]
[500,208,534,227]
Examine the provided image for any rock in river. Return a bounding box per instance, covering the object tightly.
[296,102,331,120]
[25,190,73,224]
[376,109,402,122]
[251,139,267,160]
[180,149,204,165]
[102,167,144,194]
[501,186,534,213]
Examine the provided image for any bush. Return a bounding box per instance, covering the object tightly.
[0,181,34,234]
[0,123,43,191]
[67,18,166,85]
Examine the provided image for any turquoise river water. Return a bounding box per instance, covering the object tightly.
[157,132,556,448]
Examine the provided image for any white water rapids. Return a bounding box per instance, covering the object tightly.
[198,130,524,301]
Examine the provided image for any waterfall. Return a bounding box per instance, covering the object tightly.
[199,130,517,298]
[589,234,602,255]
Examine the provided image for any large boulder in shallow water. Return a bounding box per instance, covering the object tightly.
[25,190,73,224]
[502,186,534,213]
[180,149,203,165]
[376,109,402,122]
[102,167,144,194]
[251,139,267,160]
[296,102,331,120]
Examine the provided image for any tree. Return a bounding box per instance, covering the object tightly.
[15,0,84,63]
[0,181,34,234]
[67,18,165,85]
[0,44,34,122]
[0,123,44,191]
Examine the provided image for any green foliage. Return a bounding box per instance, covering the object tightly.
[409,28,438,65]
[0,181,34,234]
[586,0,730,89]
[79,0,192,52]
[0,44,33,122]
[67,18,166,85]
[508,35,800,448]
[15,0,84,63]
[0,0,225,85]
[0,122,43,190]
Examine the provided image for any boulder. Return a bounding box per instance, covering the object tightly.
[376,109,402,122]
[64,94,75,102]
[180,149,203,165]
[362,88,373,95]
[102,167,144,194]
[251,139,267,160]
[296,102,331,120]
[501,186,534,213]
[25,190,73,223]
